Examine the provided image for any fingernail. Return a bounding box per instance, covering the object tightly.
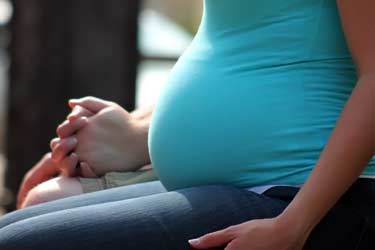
[67,114,78,122]
[188,238,199,245]
[68,99,78,108]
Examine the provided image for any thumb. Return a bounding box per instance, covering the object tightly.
[79,162,98,178]
[189,228,235,249]
[69,96,112,113]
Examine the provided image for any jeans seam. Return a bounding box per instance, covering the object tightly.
[354,220,369,250]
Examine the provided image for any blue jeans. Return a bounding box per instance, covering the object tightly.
[0,180,373,250]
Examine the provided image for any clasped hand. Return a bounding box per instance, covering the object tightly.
[50,96,150,177]
[17,97,150,208]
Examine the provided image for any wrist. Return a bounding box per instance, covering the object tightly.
[269,215,312,249]
[130,106,154,121]
[130,107,153,165]
[132,119,151,166]
[276,205,316,240]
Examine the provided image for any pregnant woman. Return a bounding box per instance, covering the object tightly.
[0,0,374,249]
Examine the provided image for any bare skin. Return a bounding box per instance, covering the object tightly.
[17,153,81,208]
[22,175,84,208]
[53,97,152,176]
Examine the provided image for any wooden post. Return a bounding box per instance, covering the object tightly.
[4,0,139,211]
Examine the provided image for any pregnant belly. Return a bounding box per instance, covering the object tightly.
[148,58,333,190]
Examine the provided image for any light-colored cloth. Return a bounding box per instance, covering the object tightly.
[79,169,158,193]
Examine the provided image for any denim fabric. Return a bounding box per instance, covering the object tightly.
[263,179,375,250]
[0,181,167,229]
[0,179,373,250]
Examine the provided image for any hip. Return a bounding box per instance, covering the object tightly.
[263,178,375,250]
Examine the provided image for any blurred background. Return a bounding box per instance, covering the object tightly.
[0,0,202,214]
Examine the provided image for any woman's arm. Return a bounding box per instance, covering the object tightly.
[279,0,375,234]
[190,1,375,249]
[130,105,154,122]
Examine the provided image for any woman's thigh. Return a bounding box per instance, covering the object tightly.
[0,180,167,229]
[0,185,288,250]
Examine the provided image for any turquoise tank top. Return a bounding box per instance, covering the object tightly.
[148,0,375,191]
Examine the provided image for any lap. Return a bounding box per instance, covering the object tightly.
[0,180,373,250]
[0,185,288,250]
[0,180,167,229]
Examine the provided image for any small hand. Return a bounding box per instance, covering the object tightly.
[189,217,309,250]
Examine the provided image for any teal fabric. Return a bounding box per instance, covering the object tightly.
[149,0,375,191]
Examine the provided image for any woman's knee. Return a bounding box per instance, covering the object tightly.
[21,176,83,208]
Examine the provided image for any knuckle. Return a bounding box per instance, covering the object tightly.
[78,107,90,114]
[85,96,96,102]
[224,242,237,250]
[224,226,237,235]
[74,105,83,111]
[56,125,62,135]
[107,101,116,107]
[43,152,52,159]
[76,117,87,125]
[53,143,61,153]
[201,233,215,243]
[54,142,67,155]
[50,140,56,149]
[64,155,76,167]
[56,122,68,135]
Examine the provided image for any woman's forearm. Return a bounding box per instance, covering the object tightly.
[130,106,155,166]
[278,75,375,235]
[130,105,154,122]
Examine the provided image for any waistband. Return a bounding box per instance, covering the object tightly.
[340,178,375,205]
[262,178,374,203]
[359,175,375,179]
